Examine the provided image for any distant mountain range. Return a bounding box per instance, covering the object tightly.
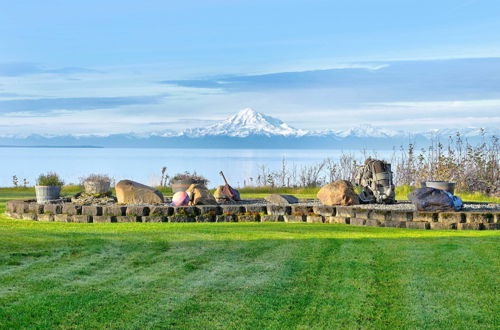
[1,108,498,149]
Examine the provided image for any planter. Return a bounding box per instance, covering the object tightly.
[35,185,61,204]
[83,180,111,194]
[421,181,456,194]
[171,179,197,193]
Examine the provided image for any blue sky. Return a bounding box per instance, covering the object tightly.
[1,0,500,135]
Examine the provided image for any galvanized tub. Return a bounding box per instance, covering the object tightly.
[35,185,61,203]
[421,181,456,195]
[171,180,195,193]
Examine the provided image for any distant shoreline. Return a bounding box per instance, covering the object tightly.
[0,145,104,149]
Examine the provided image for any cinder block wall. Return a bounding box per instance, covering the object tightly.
[5,199,500,230]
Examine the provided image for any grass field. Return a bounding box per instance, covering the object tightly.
[0,189,499,328]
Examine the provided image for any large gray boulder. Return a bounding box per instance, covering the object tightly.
[115,180,164,204]
[409,187,462,211]
[264,194,299,205]
[317,180,359,206]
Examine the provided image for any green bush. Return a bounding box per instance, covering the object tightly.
[36,172,64,187]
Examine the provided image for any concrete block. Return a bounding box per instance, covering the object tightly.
[9,212,22,219]
[93,216,116,223]
[336,206,356,218]
[391,211,413,222]
[466,212,494,224]
[216,214,237,222]
[365,219,382,227]
[126,206,149,216]
[62,204,82,215]
[44,204,62,215]
[306,215,324,223]
[355,208,371,219]
[292,204,314,215]
[370,210,390,221]
[170,215,196,223]
[195,214,216,222]
[350,218,366,226]
[21,213,37,221]
[405,222,430,230]
[82,206,102,216]
[220,205,245,214]
[238,214,260,222]
[438,212,466,224]
[29,203,45,214]
[284,215,305,223]
[486,223,500,230]
[245,204,268,214]
[71,215,92,223]
[430,222,456,230]
[6,200,17,213]
[260,215,283,222]
[413,212,438,222]
[142,216,165,223]
[115,216,139,223]
[312,205,335,216]
[266,205,291,215]
[54,214,71,222]
[103,205,127,216]
[14,201,30,213]
[174,206,200,216]
[196,205,221,216]
[38,214,54,222]
[326,216,350,224]
[382,220,406,228]
[457,223,483,230]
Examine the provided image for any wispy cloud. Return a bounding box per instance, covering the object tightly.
[0,62,102,77]
[0,95,165,113]
[160,57,500,102]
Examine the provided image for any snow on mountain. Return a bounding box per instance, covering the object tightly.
[328,124,401,138]
[183,108,309,137]
[422,127,500,138]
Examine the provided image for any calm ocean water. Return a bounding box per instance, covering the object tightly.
[1,147,394,188]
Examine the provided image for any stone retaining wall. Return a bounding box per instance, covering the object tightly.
[5,199,500,230]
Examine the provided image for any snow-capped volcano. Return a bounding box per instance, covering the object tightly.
[184,108,308,137]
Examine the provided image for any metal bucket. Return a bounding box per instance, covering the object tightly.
[421,181,456,195]
[35,185,61,203]
[171,180,194,193]
[83,180,111,194]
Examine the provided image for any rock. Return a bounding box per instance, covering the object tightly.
[408,187,461,212]
[317,180,359,206]
[264,194,299,205]
[214,185,231,202]
[186,184,217,205]
[115,180,164,204]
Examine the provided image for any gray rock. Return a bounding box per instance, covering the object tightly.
[264,194,299,205]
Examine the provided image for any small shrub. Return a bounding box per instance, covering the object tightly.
[37,172,64,187]
[170,171,209,186]
[80,174,112,185]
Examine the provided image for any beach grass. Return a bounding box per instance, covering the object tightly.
[0,190,499,328]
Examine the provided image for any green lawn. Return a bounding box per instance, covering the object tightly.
[0,190,499,328]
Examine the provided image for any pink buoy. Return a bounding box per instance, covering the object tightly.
[171,191,190,206]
